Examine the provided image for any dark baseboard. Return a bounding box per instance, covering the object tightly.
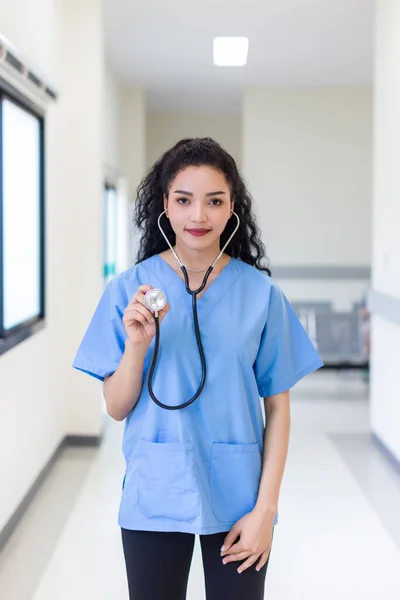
[0,433,102,554]
[322,363,369,370]
[64,435,102,447]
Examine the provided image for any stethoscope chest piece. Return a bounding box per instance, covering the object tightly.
[144,288,167,313]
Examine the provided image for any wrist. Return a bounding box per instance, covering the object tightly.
[253,502,278,519]
[125,338,149,357]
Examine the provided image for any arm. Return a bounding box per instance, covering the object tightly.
[103,284,170,422]
[103,339,149,422]
[220,390,291,573]
[254,390,291,518]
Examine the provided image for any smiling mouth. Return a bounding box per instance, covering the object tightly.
[185,229,211,236]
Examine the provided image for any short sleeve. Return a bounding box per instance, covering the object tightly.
[72,277,127,381]
[254,284,324,397]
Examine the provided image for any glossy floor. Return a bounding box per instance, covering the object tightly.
[1,370,400,599]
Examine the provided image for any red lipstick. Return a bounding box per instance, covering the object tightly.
[186,229,211,237]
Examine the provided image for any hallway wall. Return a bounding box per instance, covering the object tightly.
[242,87,372,307]
[0,0,109,533]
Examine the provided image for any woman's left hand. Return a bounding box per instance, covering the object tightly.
[220,508,275,573]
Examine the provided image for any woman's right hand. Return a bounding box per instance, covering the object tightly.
[123,285,170,347]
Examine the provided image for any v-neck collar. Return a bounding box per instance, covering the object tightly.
[152,253,241,319]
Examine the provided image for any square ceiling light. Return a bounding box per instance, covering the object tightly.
[213,37,249,67]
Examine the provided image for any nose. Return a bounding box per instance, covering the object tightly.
[190,203,207,224]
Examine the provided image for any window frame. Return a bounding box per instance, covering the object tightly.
[103,182,118,282]
[0,79,46,356]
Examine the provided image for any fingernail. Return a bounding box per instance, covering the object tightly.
[220,545,226,551]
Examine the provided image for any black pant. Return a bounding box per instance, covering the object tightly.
[121,528,273,600]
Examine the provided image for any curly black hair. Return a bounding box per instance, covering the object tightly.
[133,137,271,275]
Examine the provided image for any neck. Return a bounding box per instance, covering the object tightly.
[173,240,222,270]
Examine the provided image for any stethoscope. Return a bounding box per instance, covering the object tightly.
[143,210,240,410]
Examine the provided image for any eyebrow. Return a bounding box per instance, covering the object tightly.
[173,190,227,197]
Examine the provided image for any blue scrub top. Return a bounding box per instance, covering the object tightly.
[73,254,323,534]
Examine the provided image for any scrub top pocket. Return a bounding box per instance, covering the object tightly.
[137,439,199,524]
[209,442,262,523]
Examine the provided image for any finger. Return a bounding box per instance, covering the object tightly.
[129,285,152,306]
[222,551,250,565]
[124,306,148,321]
[136,285,153,305]
[130,304,154,323]
[128,292,145,307]
[221,540,244,557]
[125,309,149,327]
[221,527,240,554]
[138,284,153,293]
[124,308,152,326]
[237,553,259,574]
[123,309,147,327]
[255,549,271,572]
[159,303,171,318]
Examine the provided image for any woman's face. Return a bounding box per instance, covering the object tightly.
[164,165,234,252]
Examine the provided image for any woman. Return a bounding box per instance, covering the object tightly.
[73,137,323,600]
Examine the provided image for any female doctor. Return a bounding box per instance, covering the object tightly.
[73,137,323,600]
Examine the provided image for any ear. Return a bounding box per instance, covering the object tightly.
[163,194,169,215]
[230,197,235,215]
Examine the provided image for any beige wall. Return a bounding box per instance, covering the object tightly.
[120,87,146,262]
[104,64,122,174]
[103,71,147,271]
[243,87,372,308]
[146,111,242,171]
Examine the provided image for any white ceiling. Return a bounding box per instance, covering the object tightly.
[104,0,373,112]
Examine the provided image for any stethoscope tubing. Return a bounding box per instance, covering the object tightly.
[147,211,240,410]
[148,266,212,410]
